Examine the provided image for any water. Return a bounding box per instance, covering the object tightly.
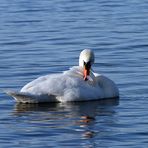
[0,0,148,147]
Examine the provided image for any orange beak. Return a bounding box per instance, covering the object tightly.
[83,62,91,81]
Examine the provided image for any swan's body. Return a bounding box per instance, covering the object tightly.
[7,49,119,103]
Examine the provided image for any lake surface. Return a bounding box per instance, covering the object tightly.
[0,0,148,147]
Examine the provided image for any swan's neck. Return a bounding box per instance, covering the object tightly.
[86,70,98,86]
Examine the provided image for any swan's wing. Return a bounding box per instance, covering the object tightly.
[6,90,57,103]
[93,72,119,98]
[21,74,51,92]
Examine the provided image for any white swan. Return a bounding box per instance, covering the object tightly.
[7,49,119,103]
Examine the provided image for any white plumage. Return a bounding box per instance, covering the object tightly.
[7,49,119,103]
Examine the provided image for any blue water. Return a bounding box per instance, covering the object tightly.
[1,0,148,147]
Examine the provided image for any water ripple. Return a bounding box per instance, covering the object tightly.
[0,0,148,147]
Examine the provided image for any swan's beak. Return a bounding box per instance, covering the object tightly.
[83,62,91,81]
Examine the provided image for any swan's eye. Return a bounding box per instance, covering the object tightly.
[83,61,91,69]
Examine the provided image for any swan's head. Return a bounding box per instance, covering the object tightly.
[79,49,95,81]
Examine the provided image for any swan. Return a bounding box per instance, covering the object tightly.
[7,49,119,103]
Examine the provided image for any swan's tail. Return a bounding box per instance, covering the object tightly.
[5,90,58,103]
[5,90,39,103]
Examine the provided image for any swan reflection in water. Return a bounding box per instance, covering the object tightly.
[14,98,119,117]
[13,98,119,146]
